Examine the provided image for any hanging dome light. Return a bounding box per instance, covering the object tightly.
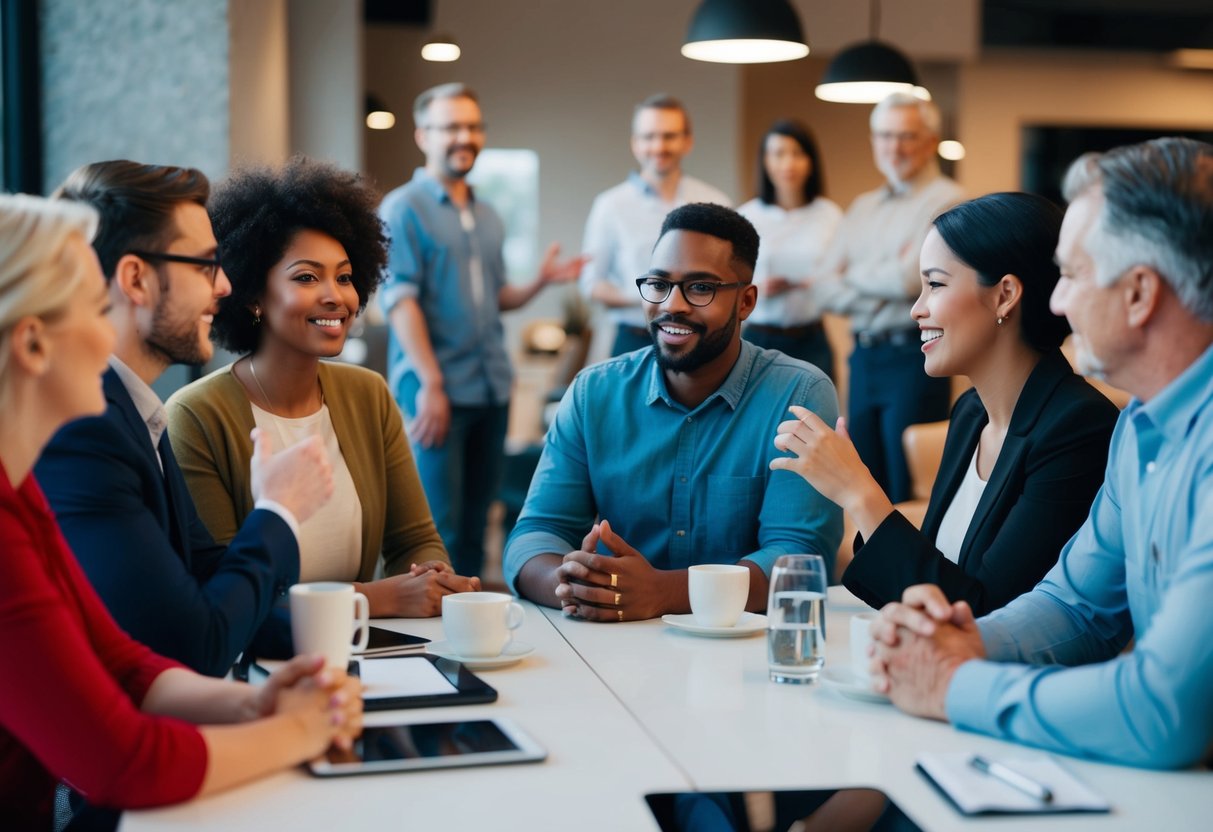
[682,0,809,64]
[815,0,925,103]
[365,95,396,130]
[421,33,461,62]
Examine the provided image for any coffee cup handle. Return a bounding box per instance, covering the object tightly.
[502,601,525,648]
[351,591,371,654]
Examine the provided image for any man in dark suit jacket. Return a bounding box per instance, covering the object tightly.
[36,160,333,676]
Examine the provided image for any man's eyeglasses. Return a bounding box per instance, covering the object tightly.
[129,250,222,285]
[424,122,486,137]
[635,276,746,307]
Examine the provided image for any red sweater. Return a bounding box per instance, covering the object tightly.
[0,469,207,828]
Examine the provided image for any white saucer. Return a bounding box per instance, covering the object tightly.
[820,666,890,703]
[661,612,767,638]
[425,640,534,669]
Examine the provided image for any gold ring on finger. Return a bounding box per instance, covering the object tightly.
[610,573,618,588]
[614,592,622,606]
[617,609,624,622]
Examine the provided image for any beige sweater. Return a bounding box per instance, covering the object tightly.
[166,361,448,581]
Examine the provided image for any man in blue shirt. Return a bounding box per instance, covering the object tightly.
[379,83,585,578]
[869,137,1213,769]
[506,203,842,621]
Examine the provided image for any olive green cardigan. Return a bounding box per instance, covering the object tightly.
[166,361,448,581]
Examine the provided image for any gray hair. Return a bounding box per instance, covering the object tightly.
[1063,137,1213,322]
[412,82,479,128]
[870,92,941,137]
[0,194,100,404]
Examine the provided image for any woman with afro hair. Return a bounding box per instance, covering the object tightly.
[168,157,480,624]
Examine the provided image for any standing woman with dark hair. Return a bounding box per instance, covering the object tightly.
[738,119,842,379]
[772,192,1120,614]
[168,157,479,621]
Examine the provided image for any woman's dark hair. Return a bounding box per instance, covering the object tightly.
[208,155,388,354]
[756,119,825,206]
[932,192,1070,352]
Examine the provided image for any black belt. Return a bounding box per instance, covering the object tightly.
[746,321,824,339]
[854,327,919,348]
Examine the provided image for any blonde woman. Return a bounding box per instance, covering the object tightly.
[0,195,360,827]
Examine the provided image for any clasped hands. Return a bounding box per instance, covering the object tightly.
[867,584,987,721]
[555,519,669,622]
[250,653,363,752]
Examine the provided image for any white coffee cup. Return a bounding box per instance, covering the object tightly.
[442,592,525,658]
[850,613,878,681]
[688,564,750,628]
[289,582,370,670]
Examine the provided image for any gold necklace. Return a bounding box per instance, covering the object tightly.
[247,356,324,416]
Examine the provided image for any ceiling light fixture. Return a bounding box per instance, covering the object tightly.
[365,95,396,130]
[421,33,461,62]
[815,0,922,103]
[682,0,809,64]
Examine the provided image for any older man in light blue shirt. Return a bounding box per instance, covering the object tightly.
[870,137,1213,769]
[508,202,841,622]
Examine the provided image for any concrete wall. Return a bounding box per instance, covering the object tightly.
[288,0,362,171]
[229,0,291,167]
[39,0,230,192]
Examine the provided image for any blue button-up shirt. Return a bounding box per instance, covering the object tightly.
[379,168,512,409]
[503,340,842,589]
[947,343,1213,769]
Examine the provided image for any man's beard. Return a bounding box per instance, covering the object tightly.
[443,145,478,179]
[145,298,210,367]
[650,312,737,373]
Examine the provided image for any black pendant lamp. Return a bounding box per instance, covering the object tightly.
[815,0,924,103]
[682,0,809,64]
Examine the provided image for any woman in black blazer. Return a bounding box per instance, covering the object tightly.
[772,192,1119,615]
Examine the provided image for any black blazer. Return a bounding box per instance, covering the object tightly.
[35,368,298,676]
[842,350,1120,615]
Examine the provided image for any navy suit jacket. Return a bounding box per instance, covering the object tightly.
[35,368,298,676]
[842,350,1120,616]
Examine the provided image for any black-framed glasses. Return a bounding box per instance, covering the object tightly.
[635,276,746,307]
[129,249,222,285]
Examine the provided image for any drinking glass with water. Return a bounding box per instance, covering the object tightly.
[766,554,827,684]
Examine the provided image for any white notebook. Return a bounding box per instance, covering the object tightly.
[916,751,1111,815]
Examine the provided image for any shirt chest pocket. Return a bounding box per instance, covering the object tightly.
[706,475,765,557]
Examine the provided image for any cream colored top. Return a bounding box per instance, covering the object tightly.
[250,402,362,582]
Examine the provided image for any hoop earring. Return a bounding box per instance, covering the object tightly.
[253,307,262,325]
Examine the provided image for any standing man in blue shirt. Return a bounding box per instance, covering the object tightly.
[379,83,586,579]
[869,137,1213,769]
[506,203,841,621]
[580,94,731,357]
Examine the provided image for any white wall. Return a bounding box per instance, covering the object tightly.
[288,0,363,171]
[229,0,290,167]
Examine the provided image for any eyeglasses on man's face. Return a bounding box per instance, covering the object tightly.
[423,122,486,138]
[635,276,746,307]
[129,250,222,285]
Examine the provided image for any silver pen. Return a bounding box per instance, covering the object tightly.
[969,755,1054,803]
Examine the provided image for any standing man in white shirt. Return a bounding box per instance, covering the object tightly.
[822,93,964,503]
[580,94,731,356]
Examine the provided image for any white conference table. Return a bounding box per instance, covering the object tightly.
[124,587,1213,831]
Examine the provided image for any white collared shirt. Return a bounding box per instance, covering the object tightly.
[738,197,842,327]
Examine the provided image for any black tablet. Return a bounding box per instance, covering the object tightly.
[353,654,497,711]
[308,718,546,777]
[362,625,429,654]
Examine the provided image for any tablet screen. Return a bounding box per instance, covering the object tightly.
[330,721,519,764]
[309,718,546,776]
